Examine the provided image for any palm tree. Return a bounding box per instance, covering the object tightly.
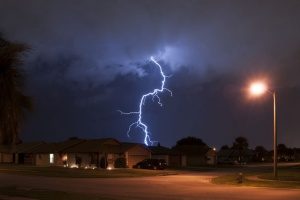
[0,36,32,145]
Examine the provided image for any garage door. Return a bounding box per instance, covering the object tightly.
[127,155,149,168]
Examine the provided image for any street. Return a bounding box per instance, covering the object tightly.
[1,171,300,200]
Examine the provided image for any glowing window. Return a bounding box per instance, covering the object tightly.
[49,154,54,164]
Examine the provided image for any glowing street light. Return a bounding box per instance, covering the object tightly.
[249,81,278,179]
[249,82,267,96]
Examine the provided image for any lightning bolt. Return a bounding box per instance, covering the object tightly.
[118,56,172,146]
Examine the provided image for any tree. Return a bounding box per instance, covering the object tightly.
[0,36,32,145]
[232,137,249,150]
[175,136,207,147]
[277,144,289,161]
[231,137,249,163]
[254,145,268,162]
[220,145,230,150]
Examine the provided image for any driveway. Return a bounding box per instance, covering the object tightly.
[0,172,300,200]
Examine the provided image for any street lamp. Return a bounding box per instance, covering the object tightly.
[249,81,278,179]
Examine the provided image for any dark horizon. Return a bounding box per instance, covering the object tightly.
[1,0,300,150]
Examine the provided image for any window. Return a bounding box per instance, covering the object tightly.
[49,154,54,164]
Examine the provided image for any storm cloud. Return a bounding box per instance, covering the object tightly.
[1,0,300,148]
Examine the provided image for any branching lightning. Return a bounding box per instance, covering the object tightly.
[118,56,172,146]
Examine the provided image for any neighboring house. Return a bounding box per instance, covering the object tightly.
[15,142,45,165]
[3,138,219,169]
[206,148,217,165]
[62,138,121,169]
[120,142,151,168]
[30,139,84,166]
[217,149,255,164]
[149,145,182,167]
[172,145,217,166]
[0,145,14,163]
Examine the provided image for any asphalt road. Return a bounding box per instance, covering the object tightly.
[1,171,300,200]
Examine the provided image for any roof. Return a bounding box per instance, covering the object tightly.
[120,142,150,152]
[63,139,121,153]
[30,139,85,153]
[14,142,45,153]
[0,145,14,153]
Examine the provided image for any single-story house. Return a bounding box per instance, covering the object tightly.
[120,142,151,168]
[62,138,122,169]
[29,138,85,166]
[14,142,45,165]
[0,145,14,163]
[0,138,158,169]
[172,145,217,166]
[148,145,182,167]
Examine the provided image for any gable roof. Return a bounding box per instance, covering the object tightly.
[0,145,14,153]
[30,139,85,153]
[63,138,121,153]
[15,142,45,153]
[120,142,150,153]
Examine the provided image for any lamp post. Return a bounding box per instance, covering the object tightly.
[249,82,277,179]
[272,92,277,179]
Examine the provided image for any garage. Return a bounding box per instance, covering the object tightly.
[121,143,151,168]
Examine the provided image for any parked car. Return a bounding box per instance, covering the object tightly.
[133,159,167,170]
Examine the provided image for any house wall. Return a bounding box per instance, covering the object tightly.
[0,153,14,163]
[107,153,121,169]
[66,153,121,169]
[206,155,216,165]
[35,154,50,166]
[181,155,187,167]
[35,153,63,166]
[56,153,66,166]
[186,155,207,166]
[18,153,36,165]
[126,146,150,168]
[169,155,182,167]
[67,153,94,168]
[206,149,217,165]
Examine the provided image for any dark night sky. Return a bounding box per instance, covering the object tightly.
[1,0,300,149]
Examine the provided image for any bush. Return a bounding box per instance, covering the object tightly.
[114,157,127,168]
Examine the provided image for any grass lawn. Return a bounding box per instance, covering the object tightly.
[0,164,178,178]
[0,185,115,200]
[258,165,300,181]
[212,165,300,189]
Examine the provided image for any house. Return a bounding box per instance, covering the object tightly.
[148,145,182,167]
[120,142,151,168]
[62,138,122,169]
[0,138,159,169]
[15,142,45,164]
[172,145,217,166]
[0,145,14,163]
[29,138,84,166]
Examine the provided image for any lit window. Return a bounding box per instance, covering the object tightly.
[49,154,54,164]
